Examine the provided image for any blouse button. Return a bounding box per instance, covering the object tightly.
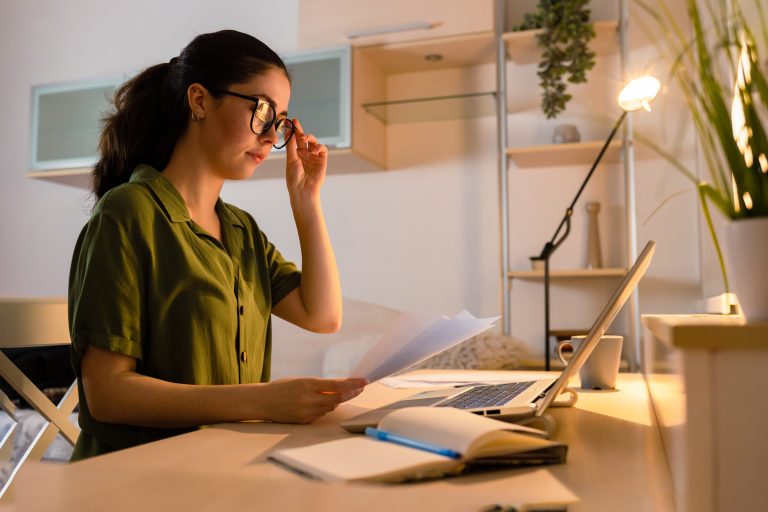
[240,351,247,363]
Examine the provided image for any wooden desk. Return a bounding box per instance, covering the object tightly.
[8,372,673,511]
[643,314,768,512]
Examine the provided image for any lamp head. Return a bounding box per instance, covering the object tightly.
[618,76,661,112]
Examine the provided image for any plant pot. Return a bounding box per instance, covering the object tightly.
[725,217,768,322]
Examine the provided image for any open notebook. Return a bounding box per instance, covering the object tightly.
[341,241,656,432]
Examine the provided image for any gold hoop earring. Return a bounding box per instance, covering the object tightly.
[191,112,201,123]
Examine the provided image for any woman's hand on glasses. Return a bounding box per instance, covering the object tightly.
[285,118,328,201]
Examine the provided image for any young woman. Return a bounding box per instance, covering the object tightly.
[68,30,367,461]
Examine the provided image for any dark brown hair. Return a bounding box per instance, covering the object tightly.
[93,29,288,199]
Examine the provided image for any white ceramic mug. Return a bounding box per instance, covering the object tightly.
[556,335,623,390]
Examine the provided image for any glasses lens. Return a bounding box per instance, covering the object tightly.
[273,118,295,149]
[251,101,276,134]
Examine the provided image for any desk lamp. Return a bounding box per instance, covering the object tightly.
[536,76,660,370]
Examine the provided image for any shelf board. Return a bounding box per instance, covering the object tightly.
[503,20,619,65]
[508,268,626,280]
[363,91,496,124]
[358,31,495,74]
[506,139,622,168]
[27,168,92,189]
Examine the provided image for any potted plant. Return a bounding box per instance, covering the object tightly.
[634,0,768,321]
[511,0,597,119]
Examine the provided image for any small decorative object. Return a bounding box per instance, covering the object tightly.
[552,124,581,144]
[510,0,596,119]
[585,202,603,269]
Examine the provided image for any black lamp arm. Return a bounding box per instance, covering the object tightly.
[536,109,630,371]
[536,110,628,262]
[538,211,573,260]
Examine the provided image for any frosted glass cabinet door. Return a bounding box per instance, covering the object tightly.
[283,46,350,149]
[30,77,121,171]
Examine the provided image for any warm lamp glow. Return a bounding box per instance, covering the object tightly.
[732,37,752,167]
[618,76,661,112]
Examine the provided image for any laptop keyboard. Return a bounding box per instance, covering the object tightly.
[435,381,536,409]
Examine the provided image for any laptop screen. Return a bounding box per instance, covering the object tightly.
[535,241,656,415]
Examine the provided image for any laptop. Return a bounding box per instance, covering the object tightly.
[341,240,656,433]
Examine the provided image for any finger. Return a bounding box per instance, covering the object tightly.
[307,377,338,393]
[300,133,318,146]
[345,377,369,388]
[292,120,323,154]
[309,143,327,157]
[297,134,318,153]
[319,378,368,394]
[292,118,307,144]
[337,387,365,403]
[284,120,300,162]
[292,117,305,136]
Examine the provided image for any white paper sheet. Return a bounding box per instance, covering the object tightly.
[379,370,556,388]
[348,310,498,382]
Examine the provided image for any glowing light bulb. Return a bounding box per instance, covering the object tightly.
[618,76,661,112]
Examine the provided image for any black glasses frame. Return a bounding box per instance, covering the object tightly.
[207,89,295,149]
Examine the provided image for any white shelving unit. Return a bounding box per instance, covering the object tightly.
[494,0,641,369]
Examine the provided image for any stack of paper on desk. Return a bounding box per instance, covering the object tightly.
[349,311,497,382]
[269,407,567,483]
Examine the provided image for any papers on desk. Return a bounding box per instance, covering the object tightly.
[349,311,498,383]
[380,370,556,389]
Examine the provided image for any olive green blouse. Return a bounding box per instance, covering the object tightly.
[68,165,301,461]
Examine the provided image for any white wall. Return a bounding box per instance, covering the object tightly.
[0,0,712,362]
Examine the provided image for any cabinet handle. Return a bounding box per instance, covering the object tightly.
[346,21,435,40]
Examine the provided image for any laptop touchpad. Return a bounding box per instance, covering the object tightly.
[382,397,446,409]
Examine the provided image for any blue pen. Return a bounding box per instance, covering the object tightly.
[364,427,461,459]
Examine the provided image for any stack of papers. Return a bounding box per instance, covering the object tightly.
[349,310,497,382]
[379,370,555,389]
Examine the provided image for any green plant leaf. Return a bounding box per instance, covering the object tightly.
[532,0,596,118]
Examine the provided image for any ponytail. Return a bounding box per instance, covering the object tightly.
[93,62,185,199]
[92,30,289,200]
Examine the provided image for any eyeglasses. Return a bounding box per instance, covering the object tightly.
[207,89,295,149]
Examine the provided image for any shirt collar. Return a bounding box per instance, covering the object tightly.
[128,165,244,229]
[215,199,246,229]
[129,165,190,223]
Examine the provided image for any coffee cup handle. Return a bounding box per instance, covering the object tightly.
[556,341,573,366]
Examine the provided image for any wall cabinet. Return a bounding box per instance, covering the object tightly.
[27,77,122,187]
[285,47,351,148]
[297,0,492,49]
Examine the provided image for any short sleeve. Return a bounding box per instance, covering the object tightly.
[257,230,302,307]
[69,206,146,372]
